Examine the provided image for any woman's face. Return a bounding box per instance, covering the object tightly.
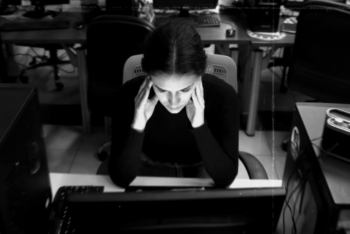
[151,73,200,114]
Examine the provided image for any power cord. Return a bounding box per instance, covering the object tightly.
[282,136,338,234]
[282,136,322,234]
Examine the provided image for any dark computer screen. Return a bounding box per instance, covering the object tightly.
[22,0,69,18]
[153,0,218,9]
[30,0,69,6]
[1,0,21,6]
[63,187,286,234]
[153,0,218,17]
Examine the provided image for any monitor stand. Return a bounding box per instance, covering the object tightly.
[22,5,58,18]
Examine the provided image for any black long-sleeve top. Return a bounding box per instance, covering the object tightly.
[108,74,239,188]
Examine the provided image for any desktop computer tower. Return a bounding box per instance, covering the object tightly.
[280,103,350,234]
[241,0,281,32]
[0,85,52,234]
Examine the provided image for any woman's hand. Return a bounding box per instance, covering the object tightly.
[186,78,205,128]
[132,77,159,132]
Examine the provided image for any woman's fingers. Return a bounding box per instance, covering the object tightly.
[197,78,205,106]
[193,81,204,108]
[192,87,200,108]
[139,78,153,106]
[136,76,150,101]
[150,94,159,105]
[135,77,151,104]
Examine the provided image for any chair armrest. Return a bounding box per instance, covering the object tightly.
[239,151,269,180]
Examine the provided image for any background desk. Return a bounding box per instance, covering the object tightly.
[50,172,282,197]
[281,103,350,234]
[1,11,251,134]
[243,32,295,136]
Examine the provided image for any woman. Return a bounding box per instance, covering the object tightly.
[108,22,239,188]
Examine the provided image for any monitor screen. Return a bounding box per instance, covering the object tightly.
[1,0,22,6]
[61,187,286,234]
[153,0,218,10]
[31,0,69,6]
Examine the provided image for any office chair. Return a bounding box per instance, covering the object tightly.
[86,14,156,158]
[17,44,73,91]
[96,53,269,180]
[281,0,350,150]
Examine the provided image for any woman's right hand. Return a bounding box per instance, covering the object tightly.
[131,77,159,132]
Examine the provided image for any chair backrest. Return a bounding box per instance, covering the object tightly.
[288,0,350,103]
[123,53,238,92]
[86,15,155,115]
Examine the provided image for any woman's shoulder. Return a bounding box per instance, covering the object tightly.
[202,74,237,97]
[123,75,147,88]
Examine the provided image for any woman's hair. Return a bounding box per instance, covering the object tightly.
[141,22,207,77]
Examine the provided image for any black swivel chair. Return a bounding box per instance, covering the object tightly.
[86,14,156,159]
[281,0,350,150]
[287,0,350,103]
[17,44,73,91]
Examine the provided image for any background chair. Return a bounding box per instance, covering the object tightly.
[16,44,73,91]
[281,0,350,150]
[97,53,269,180]
[86,14,156,159]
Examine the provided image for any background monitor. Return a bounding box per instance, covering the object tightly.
[60,187,286,234]
[152,0,218,17]
[23,0,70,18]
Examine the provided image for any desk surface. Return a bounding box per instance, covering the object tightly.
[49,173,283,198]
[1,11,251,45]
[0,12,86,44]
[296,102,350,205]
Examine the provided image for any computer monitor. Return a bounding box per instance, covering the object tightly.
[61,187,286,234]
[282,0,346,11]
[23,0,70,18]
[153,0,218,17]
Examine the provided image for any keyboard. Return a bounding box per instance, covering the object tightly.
[155,15,220,27]
[195,16,220,27]
[0,18,70,31]
[49,186,104,234]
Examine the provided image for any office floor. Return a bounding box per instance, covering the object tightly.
[8,45,310,180]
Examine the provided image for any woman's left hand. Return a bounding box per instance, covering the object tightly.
[186,78,205,128]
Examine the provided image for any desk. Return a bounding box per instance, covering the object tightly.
[50,172,283,197]
[280,103,350,234]
[0,12,92,131]
[1,10,251,134]
[243,32,295,136]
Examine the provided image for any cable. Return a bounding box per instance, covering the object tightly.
[12,53,35,59]
[59,53,68,59]
[30,47,42,57]
[283,138,338,234]
[57,66,76,74]
[14,62,29,68]
[282,136,323,234]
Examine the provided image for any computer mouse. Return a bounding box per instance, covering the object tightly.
[226,29,236,38]
[74,22,85,30]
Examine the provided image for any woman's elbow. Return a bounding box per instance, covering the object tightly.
[212,168,238,188]
[109,172,136,188]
